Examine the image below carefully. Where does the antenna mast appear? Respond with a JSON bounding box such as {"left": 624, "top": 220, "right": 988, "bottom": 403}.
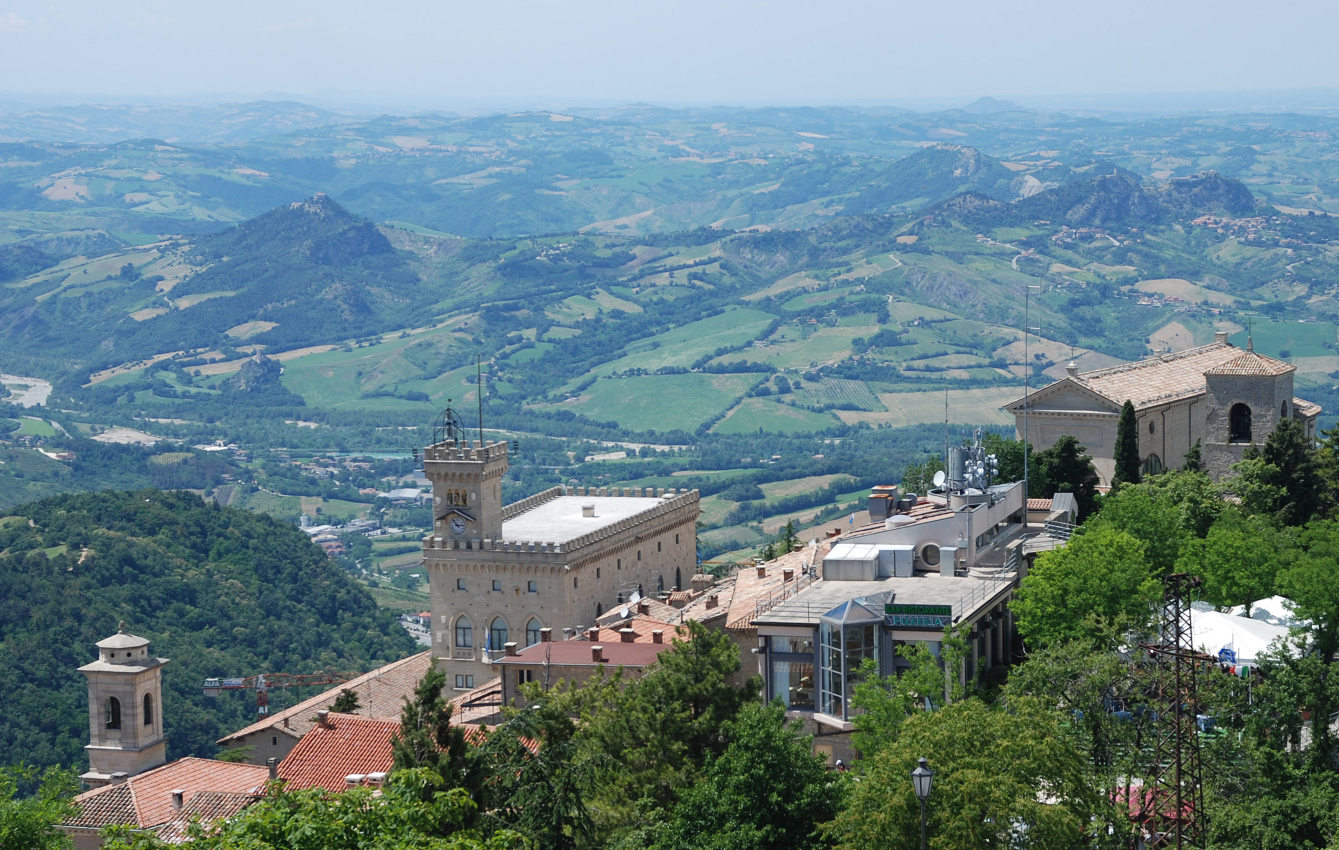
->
{"left": 476, "top": 354, "right": 485, "bottom": 445}
{"left": 1138, "top": 573, "right": 1212, "bottom": 848}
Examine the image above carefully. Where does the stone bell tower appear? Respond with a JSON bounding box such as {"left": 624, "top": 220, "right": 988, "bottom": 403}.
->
{"left": 422, "top": 405, "right": 509, "bottom": 542}
{"left": 78, "top": 623, "right": 168, "bottom": 788}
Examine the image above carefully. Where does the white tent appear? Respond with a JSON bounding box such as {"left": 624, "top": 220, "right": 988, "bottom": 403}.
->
{"left": 1189, "top": 605, "right": 1291, "bottom": 666}
{"left": 1227, "top": 595, "right": 1303, "bottom": 630}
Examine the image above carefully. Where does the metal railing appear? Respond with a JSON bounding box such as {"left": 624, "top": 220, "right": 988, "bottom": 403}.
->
{"left": 953, "top": 546, "right": 1021, "bottom": 621}
{"left": 1044, "top": 518, "right": 1075, "bottom": 540}
{"left": 754, "top": 570, "right": 816, "bottom": 619}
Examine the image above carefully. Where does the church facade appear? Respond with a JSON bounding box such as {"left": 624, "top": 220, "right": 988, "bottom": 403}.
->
{"left": 1005, "top": 332, "right": 1320, "bottom": 485}
{"left": 419, "top": 434, "right": 700, "bottom": 689}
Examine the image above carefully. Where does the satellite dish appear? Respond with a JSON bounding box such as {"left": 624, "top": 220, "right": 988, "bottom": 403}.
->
{"left": 620, "top": 607, "right": 630, "bottom": 619}
{"left": 628, "top": 590, "right": 642, "bottom": 604}
{"left": 932, "top": 470, "right": 946, "bottom": 488}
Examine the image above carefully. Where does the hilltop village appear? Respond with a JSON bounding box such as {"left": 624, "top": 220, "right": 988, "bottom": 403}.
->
{"left": 33, "top": 334, "right": 1339, "bottom": 848}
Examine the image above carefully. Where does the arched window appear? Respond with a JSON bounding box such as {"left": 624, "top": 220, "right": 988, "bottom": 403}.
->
{"left": 489, "top": 617, "right": 508, "bottom": 652}
{"left": 105, "top": 696, "right": 121, "bottom": 730}
{"left": 1229, "top": 403, "right": 1252, "bottom": 443}
{"left": 525, "top": 618, "right": 542, "bottom": 647}
{"left": 595, "top": 601, "right": 604, "bottom": 617}
{"left": 1282, "top": 401, "right": 1290, "bottom": 418}
{"left": 143, "top": 693, "right": 153, "bottom": 726}
{"left": 1142, "top": 453, "right": 1164, "bottom": 476}
{"left": 454, "top": 615, "right": 473, "bottom": 649}
{"left": 656, "top": 575, "right": 665, "bottom": 593}
{"left": 675, "top": 567, "right": 682, "bottom": 591}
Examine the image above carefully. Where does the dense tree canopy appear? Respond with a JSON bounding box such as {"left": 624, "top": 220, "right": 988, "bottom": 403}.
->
{"left": 0, "top": 489, "right": 414, "bottom": 769}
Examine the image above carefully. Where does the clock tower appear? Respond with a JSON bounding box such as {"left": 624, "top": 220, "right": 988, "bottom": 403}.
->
{"left": 422, "top": 408, "right": 508, "bottom": 541}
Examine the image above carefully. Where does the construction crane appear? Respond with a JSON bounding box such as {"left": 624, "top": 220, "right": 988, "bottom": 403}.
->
{"left": 203, "top": 672, "right": 357, "bottom": 718}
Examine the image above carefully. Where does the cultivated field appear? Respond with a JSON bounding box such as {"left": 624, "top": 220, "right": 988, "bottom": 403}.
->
{"left": 836, "top": 387, "right": 1020, "bottom": 428}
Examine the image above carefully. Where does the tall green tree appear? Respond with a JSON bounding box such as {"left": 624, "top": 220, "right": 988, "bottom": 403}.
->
{"left": 1012, "top": 525, "right": 1160, "bottom": 649}
{"left": 654, "top": 702, "right": 842, "bottom": 850}
{"left": 825, "top": 698, "right": 1100, "bottom": 850}
{"left": 0, "top": 765, "right": 77, "bottom": 850}
{"left": 1176, "top": 508, "right": 1293, "bottom": 612}
{"left": 1032, "top": 435, "right": 1100, "bottom": 519}
{"left": 572, "top": 621, "right": 757, "bottom": 845}
{"left": 1231, "top": 419, "right": 1321, "bottom": 526}
{"left": 391, "top": 666, "right": 481, "bottom": 806}
{"left": 1111, "top": 400, "right": 1141, "bottom": 488}
{"left": 1084, "top": 481, "right": 1191, "bottom": 575}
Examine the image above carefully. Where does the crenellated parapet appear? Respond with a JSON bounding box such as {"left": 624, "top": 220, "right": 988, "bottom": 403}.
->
{"left": 562, "top": 489, "right": 699, "bottom": 553}
{"left": 500, "top": 486, "right": 564, "bottom": 521}
{"left": 423, "top": 439, "right": 509, "bottom": 464}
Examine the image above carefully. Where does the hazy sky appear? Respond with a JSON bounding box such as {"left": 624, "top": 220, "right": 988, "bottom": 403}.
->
{"left": 2, "top": 0, "right": 1337, "bottom": 109}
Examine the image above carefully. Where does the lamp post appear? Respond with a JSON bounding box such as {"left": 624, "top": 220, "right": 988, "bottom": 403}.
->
{"left": 911, "top": 757, "right": 934, "bottom": 850}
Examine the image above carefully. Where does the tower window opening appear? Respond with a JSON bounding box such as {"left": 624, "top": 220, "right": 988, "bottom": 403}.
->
{"left": 1229, "top": 403, "right": 1252, "bottom": 443}
{"left": 105, "top": 696, "right": 121, "bottom": 730}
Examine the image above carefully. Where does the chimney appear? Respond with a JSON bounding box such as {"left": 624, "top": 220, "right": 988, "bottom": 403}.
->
{"left": 505, "top": 641, "right": 518, "bottom": 657}
{"left": 366, "top": 772, "right": 387, "bottom": 786}
{"left": 756, "top": 565, "right": 766, "bottom": 579}
{"left": 651, "top": 629, "right": 663, "bottom": 644}
{"left": 582, "top": 504, "right": 595, "bottom": 518}
{"left": 345, "top": 774, "right": 365, "bottom": 787}
{"left": 1215, "top": 330, "right": 1229, "bottom": 344}
{"left": 587, "top": 627, "right": 599, "bottom": 642}
{"left": 316, "top": 710, "right": 330, "bottom": 727}
{"left": 619, "top": 628, "right": 635, "bottom": 643}
{"left": 109, "top": 772, "right": 129, "bottom": 785}
{"left": 539, "top": 628, "right": 552, "bottom": 642}
{"left": 170, "top": 790, "right": 185, "bottom": 810}
{"left": 591, "top": 645, "right": 604, "bottom": 663}
{"left": 266, "top": 758, "right": 279, "bottom": 781}
{"left": 638, "top": 599, "right": 650, "bottom": 615}
{"left": 783, "top": 567, "right": 794, "bottom": 582}
{"left": 705, "top": 594, "right": 718, "bottom": 609}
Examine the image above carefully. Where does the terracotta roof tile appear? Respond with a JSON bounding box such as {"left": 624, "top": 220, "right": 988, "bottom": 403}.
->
{"left": 721, "top": 549, "right": 822, "bottom": 632}
{"left": 1294, "top": 397, "right": 1322, "bottom": 418}
{"left": 1078, "top": 342, "right": 1239, "bottom": 409}
{"left": 152, "top": 792, "right": 260, "bottom": 844}
{"left": 494, "top": 639, "right": 667, "bottom": 669}
{"left": 276, "top": 714, "right": 399, "bottom": 791}
{"left": 67, "top": 758, "right": 269, "bottom": 832}
{"left": 1204, "top": 350, "right": 1294, "bottom": 377}
{"left": 219, "top": 651, "right": 435, "bottom": 744}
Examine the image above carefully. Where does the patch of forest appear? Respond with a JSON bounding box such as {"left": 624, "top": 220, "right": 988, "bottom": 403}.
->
{"left": 0, "top": 489, "right": 415, "bottom": 770}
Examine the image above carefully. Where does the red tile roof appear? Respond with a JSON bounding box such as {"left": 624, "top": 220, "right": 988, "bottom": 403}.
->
{"left": 494, "top": 639, "right": 668, "bottom": 669}
{"left": 152, "top": 792, "right": 260, "bottom": 844}
{"left": 1203, "top": 350, "right": 1294, "bottom": 377}
{"left": 276, "top": 713, "right": 399, "bottom": 791}
{"left": 275, "top": 712, "right": 495, "bottom": 792}
{"left": 219, "top": 651, "right": 435, "bottom": 745}
{"left": 66, "top": 758, "right": 268, "bottom": 832}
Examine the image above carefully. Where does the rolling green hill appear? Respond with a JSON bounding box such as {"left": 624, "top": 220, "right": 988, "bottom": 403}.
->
{"left": 0, "top": 489, "right": 415, "bottom": 770}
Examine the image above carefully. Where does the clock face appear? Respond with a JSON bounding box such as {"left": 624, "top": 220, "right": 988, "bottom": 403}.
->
{"left": 450, "top": 517, "right": 466, "bottom": 535}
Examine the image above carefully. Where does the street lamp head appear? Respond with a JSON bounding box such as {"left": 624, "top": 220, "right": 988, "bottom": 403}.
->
{"left": 911, "top": 756, "right": 933, "bottom": 801}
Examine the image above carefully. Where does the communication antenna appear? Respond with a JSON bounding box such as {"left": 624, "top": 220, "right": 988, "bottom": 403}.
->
{"left": 1138, "top": 573, "right": 1213, "bottom": 848}
{"left": 476, "top": 355, "right": 485, "bottom": 445}
{"left": 433, "top": 400, "right": 462, "bottom": 445}
{"left": 1022, "top": 284, "right": 1041, "bottom": 523}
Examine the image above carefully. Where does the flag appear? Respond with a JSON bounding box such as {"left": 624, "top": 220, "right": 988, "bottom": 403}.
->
{"left": 849, "top": 513, "right": 855, "bottom": 526}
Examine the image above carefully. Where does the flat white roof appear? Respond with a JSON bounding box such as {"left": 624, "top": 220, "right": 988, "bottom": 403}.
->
{"left": 502, "top": 495, "right": 667, "bottom": 544}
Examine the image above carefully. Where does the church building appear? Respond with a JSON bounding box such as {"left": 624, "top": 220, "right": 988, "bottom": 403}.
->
{"left": 419, "top": 423, "right": 699, "bottom": 689}
{"left": 77, "top": 624, "right": 169, "bottom": 788}
{"left": 1005, "top": 332, "right": 1320, "bottom": 484}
